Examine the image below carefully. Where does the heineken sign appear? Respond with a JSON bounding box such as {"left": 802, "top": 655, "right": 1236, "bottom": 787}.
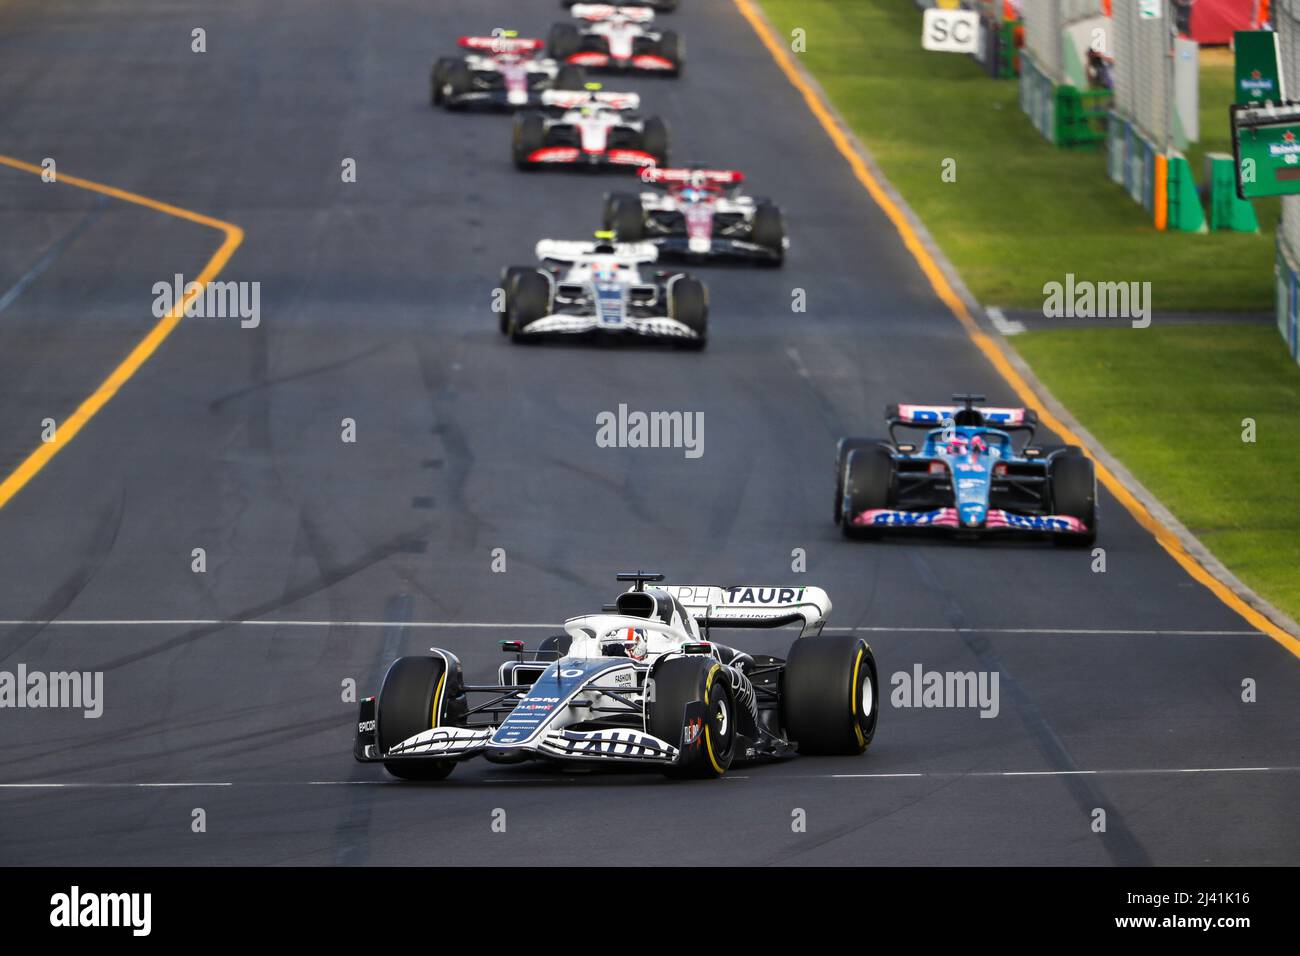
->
{"left": 1232, "top": 103, "right": 1300, "bottom": 199}
{"left": 1235, "top": 31, "right": 1284, "bottom": 105}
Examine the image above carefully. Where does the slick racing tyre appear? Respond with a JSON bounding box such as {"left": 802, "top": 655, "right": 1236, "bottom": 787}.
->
{"left": 657, "top": 30, "right": 683, "bottom": 75}
{"left": 553, "top": 63, "right": 585, "bottom": 92}
{"left": 782, "top": 635, "right": 878, "bottom": 755}
{"left": 842, "top": 446, "right": 894, "bottom": 538}
{"left": 377, "top": 654, "right": 465, "bottom": 780}
{"left": 440, "top": 61, "right": 472, "bottom": 111}
{"left": 548, "top": 22, "right": 582, "bottom": 61}
{"left": 499, "top": 267, "right": 533, "bottom": 334}
{"left": 667, "top": 275, "right": 707, "bottom": 350}
{"left": 507, "top": 270, "right": 551, "bottom": 341}
{"left": 537, "top": 634, "right": 572, "bottom": 660}
{"left": 1050, "top": 454, "right": 1098, "bottom": 548}
{"left": 513, "top": 112, "right": 547, "bottom": 169}
{"left": 606, "top": 194, "right": 645, "bottom": 240}
{"left": 646, "top": 657, "right": 736, "bottom": 778}
{"left": 640, "top": 116, "right": 669, "bottom": 167}
{"left": 431, "top": 57, "right": 455, "bottom": 106}
{"left": 751, "top": 202, "right": 785, "bottom": 266}
{"left": 834, "top": 437, "right": 887, "bottom": 525}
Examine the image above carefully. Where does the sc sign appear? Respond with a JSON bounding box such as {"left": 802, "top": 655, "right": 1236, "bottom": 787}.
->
{"left": 922, "top": 8, "right": 980, "bottom": 54}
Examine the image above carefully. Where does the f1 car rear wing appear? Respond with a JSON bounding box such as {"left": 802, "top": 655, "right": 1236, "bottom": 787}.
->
{"left": 887, "top": 403, "right": 1038, "bottom": 433}
{"left": 640, "top": 167, "right": 744, "bottom": 187}
{"left": 536, "top": 239, "right": 658, "bottom": 263}
{"left": 540, "top": 88, "right": 639, "bottom": 112}
{"left": 616, "top": 573, "right": 831, "bottom": 637}
{"left": 458, "top": 36, "right": 545, "bottom": 54}
{"left": 572, "top": 4, "right": 656, "bottom": 22}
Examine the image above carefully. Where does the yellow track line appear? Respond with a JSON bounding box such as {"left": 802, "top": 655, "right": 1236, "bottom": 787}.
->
{"left": 0, "top": 155, "right": 244, "bottom": 511}
{"left": 732, "top": 0, "right": 1300, "bottom": 659}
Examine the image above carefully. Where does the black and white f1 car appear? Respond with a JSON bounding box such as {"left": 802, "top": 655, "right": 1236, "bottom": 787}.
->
{"left": 604, "top": 167, "right": 787, "bottom": 265}
{"left": 432, "top": 35, "right": 586, "bottom": 111}
{"left": 499, "top": 235, "right": 706, "bottom": 347}
{"left": 354, "top": 573, "right": 879, "bottom": 780}
{"left": 562, "top": 0, "right": 679, "bottom": 10}
{"left": 836, "top": 394, "right": 1098, "bottom": 545}
{"left": 513, "top": 88, "right": 667, "bottom": 171}
{"left": 550, "top": 5, "right": 682, "bottom": 76}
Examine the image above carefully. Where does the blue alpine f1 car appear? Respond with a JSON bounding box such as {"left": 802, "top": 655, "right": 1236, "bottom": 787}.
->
{"left": 834, "top": 394, "right": 1097, "bottom": 546}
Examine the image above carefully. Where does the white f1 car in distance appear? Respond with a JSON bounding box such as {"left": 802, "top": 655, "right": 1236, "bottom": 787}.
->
{"left": 605, "top": 167, "right": 787, "bottom": 265}
{"left": 550, "top": 5, "right": 683, "bottom": 75}
{"left": 513, "top": 87, "right": 668, "bottom": 170}
{"left": 432, "top": 35, "right": 585, "bottom": 110}
{"left": 562, "top": 0, "right": 679, "bottom": 10}
{"left": 499, "top": 235, "right": 707, "bottom": 347}
{"left": 354, "top": 572, "right": 879, "bottom": 780}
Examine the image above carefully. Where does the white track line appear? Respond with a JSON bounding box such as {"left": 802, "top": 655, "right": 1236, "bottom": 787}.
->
{"left": 1, "top": 767, "right": 1292, "bottom": 789}
{"left": 985, "top": 306, "right": 1027, "bottom": 336}
{"left": 0, "top": 619, "right": 1260, "bottom": 636}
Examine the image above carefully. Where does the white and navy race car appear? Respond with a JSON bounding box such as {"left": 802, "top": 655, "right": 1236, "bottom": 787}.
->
{"left": 354, "top": 573, "right": 879, "bottom": 780}
{"left": 605, "top": 167, "right": 787, "bottom": 265}
{"left": 432, "top": 35, "right": 585, "bottom": 110}
{"left": 550, "top": 5, "right": 682, "bottom": 76}
{"left": 562, "top": 0, "right": 679, "bottom": 10}
{"left": 498, "top": 235, "right": 706, "bottom": 347}
{"left": 513, "top": 87, "right": 667, "bottom": 171}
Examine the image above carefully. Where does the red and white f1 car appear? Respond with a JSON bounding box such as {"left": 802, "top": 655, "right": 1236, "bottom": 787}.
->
{"left": 549, "top": 5, "right": 682, "bottom": 76}
{"left": 604, "top": 167, "right": 787, "bottom": 265}
{"left": 432, "top": 35, "right": 585, "bottom": 110}
{"left": 512, "top": 88, "right": 668, "bottom": 171}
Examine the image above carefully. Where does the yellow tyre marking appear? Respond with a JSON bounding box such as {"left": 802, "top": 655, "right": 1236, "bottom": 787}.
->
{"left": 731, "top": 1, "right": 1300, "bottom": 660}
{"left": 430, "top": 668, "right": 447, "bottom": 729}
{"left": 851, "top": 647, "right": 866, "bottom": 749}
{"left": 0, "top": 155, "right": 245, "bottom": 512}
{"left": 703, "top": 664, "right": 727, "bottom": 775}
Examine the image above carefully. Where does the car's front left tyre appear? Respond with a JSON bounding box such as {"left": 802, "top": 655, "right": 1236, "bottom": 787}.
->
{"left": 377, "top": 655, "right": 462, "bottom": 780}
{"left": 646, "top": 657, "right": 735, "bottom": 778}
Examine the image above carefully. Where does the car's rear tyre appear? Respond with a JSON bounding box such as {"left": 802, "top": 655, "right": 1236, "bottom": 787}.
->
{"left": 658, "top": 30, "right": 683, "bottom": 74}
{"left": 640, "top": 116, "right": 669, "bottom": 166}
{"left": 646, "top": 657, "right": 735, "bottom": 778}
{"left": 377, "top": 655, "right": 462, "bottom": 780}
{"left": 782, "top": 636, "right": 878, "bottom": 755}
{"left": 751, "top": 202, "right": 785, "bottom": 265}
{"left": 513, "top": 112, "right": 547, "bottom": 169}
{"left": 440, "top": 61, "right": 472, "bottom": 111}
{"left": 668, "top": 275, "right": 707, "bottom": 349}
{"left": 608, "top": 195, "right": 646, "bottom": 240}
{"left": 835, "top": 437, "right": 887, "bottom": 524}
{"left": 553, "top": 63, "right": 585, "bottom": 91}
{"left": 507, "top": 270, "right": 551, "bottom": 341}
{"left": 842, "top": 446, "right": 894, "bottom": 538}
{"left": 548, "top": 22, "right": 581, "bottom": 61}
{"left": 603, "top": 191, "right": 640, "bottom": 230}
{"left": 1050, "top": 454, "right": 1097, "bottom": 547}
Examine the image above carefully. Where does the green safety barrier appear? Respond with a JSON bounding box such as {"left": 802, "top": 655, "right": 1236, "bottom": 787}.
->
{"left": 1054, "top": 85, "right": 1110, "bottom": 147}
{"left": 1204, "top": 152, "right": 1259, "bottom": 232}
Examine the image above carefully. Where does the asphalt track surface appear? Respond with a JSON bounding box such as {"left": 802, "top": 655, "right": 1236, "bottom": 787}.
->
{"left": 0, "top": 0, "right": 1296, "bottom": 866}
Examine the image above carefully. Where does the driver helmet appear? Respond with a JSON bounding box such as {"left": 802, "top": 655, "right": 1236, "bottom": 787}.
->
{"left": 600, "top": 626, "right": 649, "bottom": 661}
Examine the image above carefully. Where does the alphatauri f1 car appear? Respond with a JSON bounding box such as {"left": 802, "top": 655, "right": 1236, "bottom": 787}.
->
{"left": 562, "top": 0, "right": 678, "bottom": 10}
{"left": 499, "top": 235, "right": 706, "bottom": 347}
{"left": 513, "top": 87, "right": 667, "bottom": 170}
{"left": 550, "top": 5, "right": 682, "bottom": 75}
{"left": 835, "top": 394, "right": 1098, "bottom": 545}
{"left": 432, "top": 34, "right": 585, "bottom": 111}
{"left": 354, "top": 572, "right": 879, "bottom": 780}
{"left": 604, "top": 167, "right": 787, "bottom": 265}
